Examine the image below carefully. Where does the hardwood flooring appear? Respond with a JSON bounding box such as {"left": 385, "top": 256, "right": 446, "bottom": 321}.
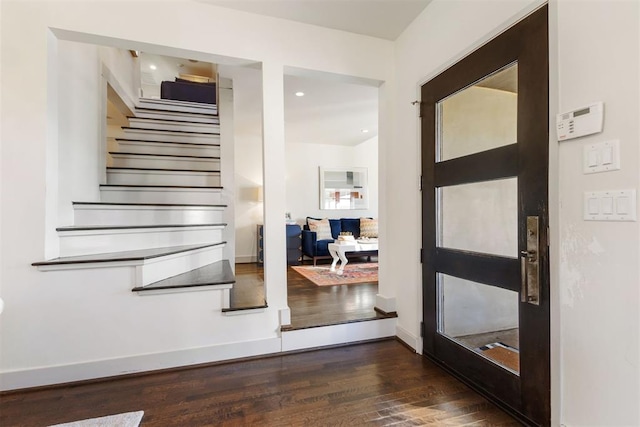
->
{"left": 0, "top": 340, "right": 519, "bottom": 426}
{"left": 229, "top": 263, "right": 266, "bottom": 309}
{"left": 232, "top": 260, "right": 390, "bottom": 329}
{"left": 286, "top": 258, "right": 391, "bottom": 329}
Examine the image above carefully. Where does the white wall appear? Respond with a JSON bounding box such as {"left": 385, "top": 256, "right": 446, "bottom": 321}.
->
{"left": 0, "top": 0, "right": 393, "bottom": 389}
{"left": 555, "top": 1, "right": 639, "bottom": 425}
{"left": 57, "top": 41, "right": 140, "bottom": 229}
{"left": 392, "top": 0, "right": 639, "bottom": 425}
{"left": 285, "top": 137, "right": 378, "bottom": 224}
{"left": 57, "top": 41, "right": 102, "bottom": 227}
{"left": 223, "top": 66, "right": 264, "bottom": 263}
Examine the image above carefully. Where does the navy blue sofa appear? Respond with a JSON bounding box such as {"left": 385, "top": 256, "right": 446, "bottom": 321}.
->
{"left": 160, "top": 79, "right": 216, "bottom": 105}
{"left": 301, "top": 217, "right": 377, "bottom": 265}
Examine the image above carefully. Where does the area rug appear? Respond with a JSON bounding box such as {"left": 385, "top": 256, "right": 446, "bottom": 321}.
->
{"left": 48, "top": 411, "right": 144, "bottom": 427}
{"left": 292, "top": 263, "right": 378, "bottom": 286}
{"left": 477, "top": 342, "right": 520, "bottom": 372}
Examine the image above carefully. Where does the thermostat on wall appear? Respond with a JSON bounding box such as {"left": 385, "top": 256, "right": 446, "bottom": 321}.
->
{"left": 556, "top": 102, "right": 604, "bottom": 142}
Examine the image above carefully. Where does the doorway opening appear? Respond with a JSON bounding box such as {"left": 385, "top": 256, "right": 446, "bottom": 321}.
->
{"left": 282, "top": 70, "right": 385, "bottom": 329}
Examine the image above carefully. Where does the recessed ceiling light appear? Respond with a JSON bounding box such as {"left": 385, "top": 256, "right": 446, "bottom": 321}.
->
{"left": 361, "top": 129, "right": 369, "bottom": 133}
{"left": 149, "top": 64, "right": 157, "bottom": 70}
{"left": 295, "top": 92, "right": 305, "bottom": 97}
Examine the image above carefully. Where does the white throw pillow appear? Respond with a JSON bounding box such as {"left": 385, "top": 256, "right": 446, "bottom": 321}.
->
{"left": 308, "top": 218, "right": 333, "bottom": 240}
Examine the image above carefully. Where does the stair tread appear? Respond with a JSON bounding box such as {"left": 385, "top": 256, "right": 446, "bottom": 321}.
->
{"left": 115, "top": 138, "right": 220, "bottom": 148}
{"left": 135, "top": 107, "right": 218, "bottom": 118}
{"left": 72, "top": 201, "right": 227, "bottom": 208}
{"left": 100, "top": 184, "right": 223, "bottom": 189}
{"left": 107, "top": 167, "right": 221, "bottom": 173}
{"left": 128, "top": 116, "right": 220, "bottom": 125}
{"left": 109, "top": 151, "right": 220, "bottom": 160}
{"left": 32, "top": 242, "right": 226, "bottom": 266}
{"left": 57, "top": 223, "right": 226, "bottom": 232}
{"left": 132, "top": 260, "right": 234, "bottom": 292}
{"left": 123, "top": 127, "right": 219, "bottom": 136}
{"left": 139, "top": 97, "right": 217, "bottom": 109}
{"left": 222, "top": 302, "right": 268, "bottom": 312}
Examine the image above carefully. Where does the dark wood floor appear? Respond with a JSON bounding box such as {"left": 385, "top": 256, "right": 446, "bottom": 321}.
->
{"left": 233, "top": 260, "right": 389, "bottom": 329}
{"left": 286, "top": 257, "right": 392, "bottom": 329}
{"left": 0, "top": 340, "right": 519, "bottom": 426}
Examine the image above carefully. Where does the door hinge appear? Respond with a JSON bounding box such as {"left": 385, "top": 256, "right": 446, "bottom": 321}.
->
{"left": 419, "top": 175, "right": 423, "bottom": 191}
{"left": 420, "top": 321, "right": 425, "bottom": 338}
{"left": 420, "top": 248, "right": 424, "bottom": 263}
{"left": 419, "top": 102, "right": 425, "bottom": 118}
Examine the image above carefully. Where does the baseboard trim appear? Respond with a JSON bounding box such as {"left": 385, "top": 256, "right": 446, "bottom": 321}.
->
{"left": 0, "top": 337, "right": 281, "bottom": 392}
{"left": 396, "top": 324, "right": 421, "bottom": 354}
{"left": 235, "top": 255, "right": 257, "bottom": 264}
{"left": 375, "top": 293, "right": 396, "bottom": 313}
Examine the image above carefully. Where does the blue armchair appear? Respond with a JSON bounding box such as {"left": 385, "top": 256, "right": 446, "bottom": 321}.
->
{"left": 301, "top": 217, "right": 377, "bottom": 265}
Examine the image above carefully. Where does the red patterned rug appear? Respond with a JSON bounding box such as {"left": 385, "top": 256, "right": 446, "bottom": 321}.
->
{"left": 291, "top": 263, "right": 378, "bottom": 286}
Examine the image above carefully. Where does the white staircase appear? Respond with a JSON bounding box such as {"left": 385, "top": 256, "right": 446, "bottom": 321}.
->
{"left": 34, "top": 98, "right": 234, "bottom": 297}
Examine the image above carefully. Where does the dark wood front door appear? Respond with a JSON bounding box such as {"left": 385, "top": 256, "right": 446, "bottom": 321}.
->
{"left": 421, "top": 6, "right": 549, "bottom": 425}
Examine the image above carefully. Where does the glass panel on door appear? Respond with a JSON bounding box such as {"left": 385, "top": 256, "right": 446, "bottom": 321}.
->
{"left": 438, "top": 273, "right": 520, "bottom": 374}
{"left": 438, "top": 177, "right": 518, "bottom": 258}
{"left": 438, "top": 63, "right": 518, "bottom": 162}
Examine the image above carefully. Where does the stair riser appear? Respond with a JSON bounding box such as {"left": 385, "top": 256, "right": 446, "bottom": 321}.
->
{"left": 122, "top": 129, "right": 220, "bottom": 145}
{"left": 100, "top": 188, "right": 223, "bottom": 204}
{"left": 74, "top": 206, "right": 225, "bottom": 226}
{"left": 128, "top": 118, "right": 220, "bottom": 133}
{"left": 116, "top": 141, "right": 220, "bottom": 157}
{"left": 107, "top": 170, "right": 221, "bottom": 187}
{"left": 138, "top": 244, "right": 225, "bottom": 286}
{"left": 110, "top": 155, "right": 220, "bottom": 171}
{"left": 135, "top": 110, "right": 219, "bottom": 125}
{"left": 138, "top": 100, "right": 217, "bottom": 115}
{"left": 59, "top": 227, "right": 224, "bottom": 257}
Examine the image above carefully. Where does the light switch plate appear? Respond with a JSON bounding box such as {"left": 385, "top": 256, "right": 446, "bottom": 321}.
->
{"left": 583, "top": 140, "right": 620, "bottom": 174}
{"left": 584, "top": 189, "right": 636, "bottom": 221}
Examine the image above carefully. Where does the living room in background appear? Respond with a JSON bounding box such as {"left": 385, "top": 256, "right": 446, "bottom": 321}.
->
{"left": 283, "top": 68, "right": 382, "bottom": 329}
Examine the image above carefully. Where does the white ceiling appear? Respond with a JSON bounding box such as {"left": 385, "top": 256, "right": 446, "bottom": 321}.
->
{"left": 196, "top": 0, "right": 432, "bottom": 40}
{"left": 284, "top": 74, "right": 378, "bottom": 146}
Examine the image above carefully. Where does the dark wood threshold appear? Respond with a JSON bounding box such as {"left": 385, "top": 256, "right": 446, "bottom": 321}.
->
{"left": 56, "top": 223, "right": 226, "bottom": 232}
{"left": 122, "top": 126, "right": 219, "bottom": 136}
{"left": 72, "top": 201, "right": 227, "bottom": 208}
{"left": 108, "top": 151, "right": 220, "bottom": 160}
{"left": 107, "top": 167, "right": 221, "bottom": 174}
{"left": 128, "top": 116, "right": 220, "bottom": 125}
{"left": 135, "top": 107, "right": 218, "bottom": 118}
{"left": 222, "top": 302, "right": 268, "bottom": 313}
{"left": 280, "top": 313, "right": 396, "bottom": 332}
{"left": 115, "top": 138, "right": 220, "bottom": 147}
{"left": 132, "top": 260, "right": 234, "bottom": 292}
{"left": 32, "top": 242, "right": 226, "bottom": 267}
{"left": 374, "top": 306, "right": 398, "bottom": 317}
{"left": 100, "top": 184, "right": 223, "bottom": 190}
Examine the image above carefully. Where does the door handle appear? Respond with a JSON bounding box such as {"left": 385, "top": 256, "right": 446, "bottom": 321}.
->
{"left": 520, "top": 216, "right": 540, "bottom": 305}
